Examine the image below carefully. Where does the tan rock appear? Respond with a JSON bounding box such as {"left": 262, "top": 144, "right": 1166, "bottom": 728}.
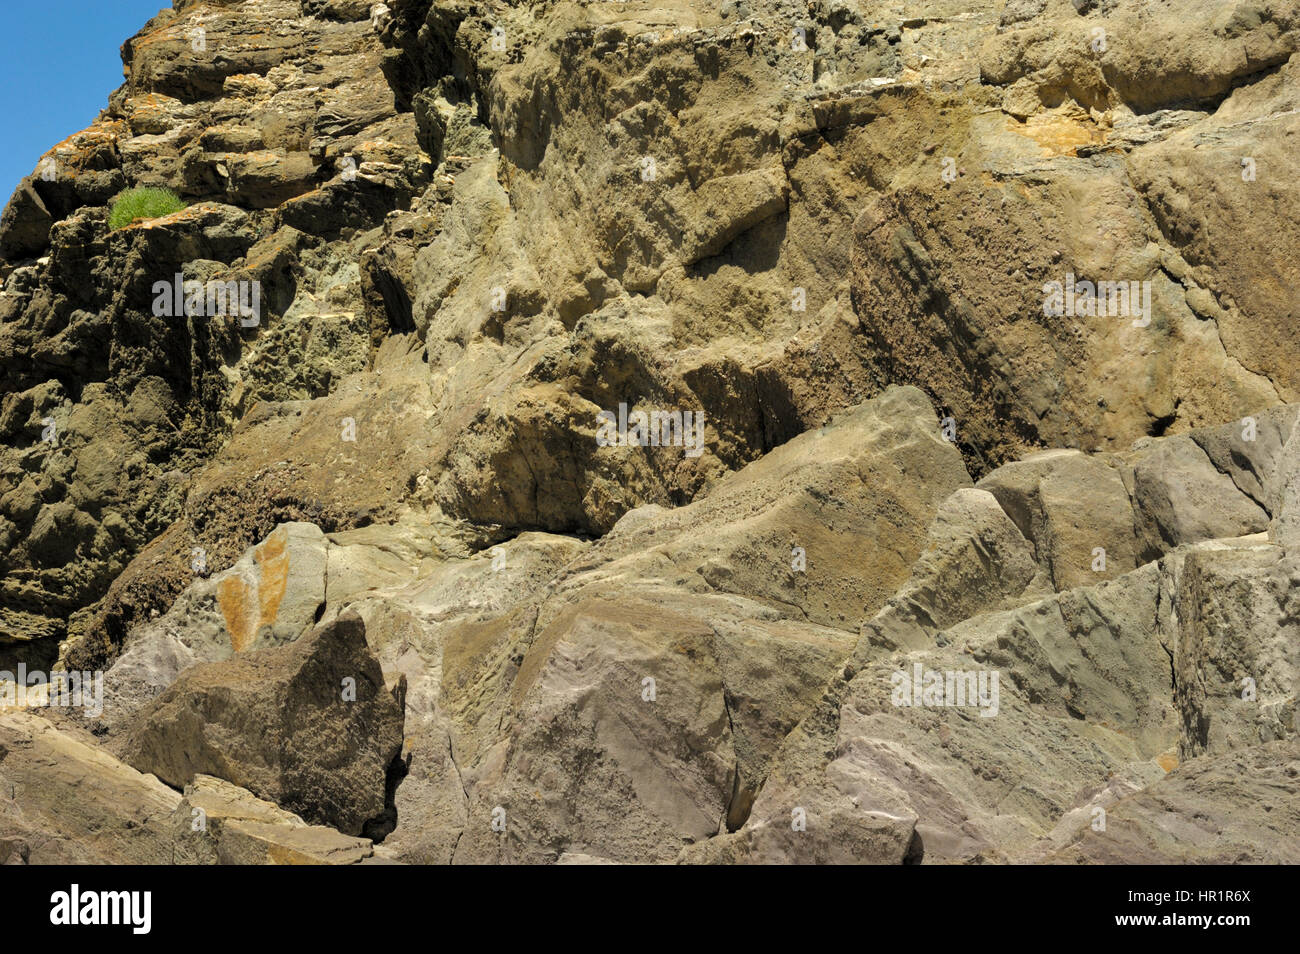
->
{"left": 977, "top": 449, "right": 1139, "bottom": 588}
{"left": 173, "top": 775, "right": 374, "bottom": 865}
{"left": 0, "top": 711, "right": 179, "bottom": 864}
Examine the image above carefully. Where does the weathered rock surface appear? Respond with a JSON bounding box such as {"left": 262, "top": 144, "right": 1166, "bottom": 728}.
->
{"left": 0, "top": 709, "right": 378, "bottom": 865}
{"left": 173, "top": 774, "right": 375, "bottom": 865}
{"left": 862, "top": 486, "right": 1043, "bottom": 653}
{"left": 1, "top": 0, "right": 1298, "bottom": 865}
{"left": 118, "top": 613, "right": 404, "bottom": 837}
{"left": 1046, "top": 740, "right": 1300, "bottom": 865}
{"left": 0, "top": 710, "right": 179, "bottom": 864}
{"left": 1173, "top": 543, "right": 1299, "bottom": 759}
{"left": 98, "top": 520, "right": 337, "bottom": 727}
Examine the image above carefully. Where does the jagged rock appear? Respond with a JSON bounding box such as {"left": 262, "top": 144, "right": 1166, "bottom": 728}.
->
{"left": 861, "top": 487, "right": 1042, "bottom": 652}
{"left": 1124, "top": 435, "right": 1269, "bottom": 558}
{"left": 3, "top": 0, "right": 1300, "bottom": 867}
{"left": 976, "top": 449, "right": 1139, "bottom": 588}
{"left": 0, "top": 179, "right": 53, "bottom": 260}
{"left": 1190, "top": 405, "right": 1300, "bottom": 516}
{"left": 1046, "top": 740, "right": 1300, "bottom": 864}
{"left": 173, "top": 775, "right": 374, "bottom": 865}
{"left": 359, "top": 387, "right": 964, "bottom": 863}
{"left": 278, "top": 164, "right": 416, "bottom": 235}
{"left": 1173, "top": 543, "right": 1299, "bottom": 759}
{"left": 118, "top": 612, "right": 404, "bottom": 836}
{"left": 123, "top": 4, "right": 310, "bottom": 101}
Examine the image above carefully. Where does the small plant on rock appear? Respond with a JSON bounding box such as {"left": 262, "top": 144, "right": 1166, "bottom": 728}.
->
{"left": 107, "top": 186, "right": 187, "bottom": 230}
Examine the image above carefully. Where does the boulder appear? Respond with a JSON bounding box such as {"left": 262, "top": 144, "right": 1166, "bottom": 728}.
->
{"left": 119, "top": 612, "right": 404, "bottom": 836}
{"left": 97, "top": 521, "right": 329, "bottom": 728}
{"left": 977, "top": 450, "right": 1139, "bottom": 588}
{"left": 861, "top": 486, "right": 1041, "bottom": 651}
{"left": 1123, "top": 435, "right": 1269, "bottom": 558}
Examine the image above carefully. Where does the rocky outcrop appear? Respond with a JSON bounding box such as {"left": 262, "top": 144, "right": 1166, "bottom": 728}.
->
{"left": 0, "top": 710, "right": 380, "bottom": 865}
{"left": 0, "top": 0, "right": 1297, "bottom": 865}
{"left": 1045, "top": 740, "right": 1300, "bottom": 865}
{"left": 172, "top": 775, "right": 376, "bottom": 865}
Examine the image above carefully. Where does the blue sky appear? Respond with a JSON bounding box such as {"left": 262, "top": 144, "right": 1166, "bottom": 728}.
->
{"left": 0, "top": 1, "right": 166, "bottom": 204}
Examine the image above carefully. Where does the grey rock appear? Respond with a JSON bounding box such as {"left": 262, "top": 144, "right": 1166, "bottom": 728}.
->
{"left": 1124, "top": 435, "right": 1269, "bottom": 559}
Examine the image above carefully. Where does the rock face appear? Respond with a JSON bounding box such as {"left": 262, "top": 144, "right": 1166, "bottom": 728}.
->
{"left": 0, "top": 0, "right": 1297, "bottom": 865}
{"left": 1046, "top": 740, "right": 1300, "bottom": 865}
{"left": 0, "top": 710, "right": 380, "bottom": 865}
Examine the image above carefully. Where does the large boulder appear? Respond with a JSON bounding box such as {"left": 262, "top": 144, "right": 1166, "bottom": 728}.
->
{"left": 97, "top": 521, "right": 330, "bottom": 728}
{"left": 118, "top": 612, "right": 404, "bottom": 836}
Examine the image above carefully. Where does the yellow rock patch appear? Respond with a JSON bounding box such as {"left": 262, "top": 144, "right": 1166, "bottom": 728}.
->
{"left": 1008, "top": 113, "right": 1107, "bottom": 157}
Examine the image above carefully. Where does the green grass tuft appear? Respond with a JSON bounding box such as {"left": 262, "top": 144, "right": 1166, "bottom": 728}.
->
{"left": 107, "top": 187, "right": 187, "bottom": 230}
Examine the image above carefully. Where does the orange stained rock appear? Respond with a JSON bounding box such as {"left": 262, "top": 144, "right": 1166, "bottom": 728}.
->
{"left": 128, "top": 204, "right": 211, "bottom": 230}
{"left": 128, "top": 22, "right": 192, "bottom": 54}
{"left": 44, "top": 123, "right": 124, "bottom": 165}
{"left": 216, "top": 527, "right": 291, "bottom": 652}
{"left": 1008, "top": 113, "right": 1107, "bottom": 157}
